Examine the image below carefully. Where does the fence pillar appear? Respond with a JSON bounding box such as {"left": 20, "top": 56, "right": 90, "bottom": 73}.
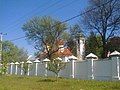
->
{"left": 43, "top": 58, "right": 50, "bottom": 77}
{"left": 87, "top": 59, "right": 94, "bottom": 79}
{"left": 20, "top": 62, "right": 24, "bottom": 75}
{"left": 45, "top": 62, "right": 48, "bottom": 76}
{"left": 110, "top": 51, "right": 120, "bottom": 80}
{"left": 10, "top": 62, "right": 14, "bottom": 75}
{"left": 71, "top": 59, "right": 75, "bottom": 78}
{"left": 34, "top": 59, "right": 40, "bottom": 76}
{"left": 86, "top": 53, "right": 98, "bottom": 80}
{"left": 68, "top": 55, "right": 78, "bottom": 78}
{"left": 0, "top": 63, "right": 3, "bottom": 74}
{"left": 26, "top": 60, "right": 32, "bottom": 76}
{"left": 15, "top": 62, "right": 19, "bottom": 75}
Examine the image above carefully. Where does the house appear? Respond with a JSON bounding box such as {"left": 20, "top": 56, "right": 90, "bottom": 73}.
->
{"left": 37, "top": 39, "right": 75, "bottom": 62}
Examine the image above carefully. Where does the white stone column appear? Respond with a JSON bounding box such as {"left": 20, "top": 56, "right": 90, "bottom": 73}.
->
{"left": 26, "top": 60, "right": 32, "bottom": 76}
{"left": 20, "top": 62, "right": 24, "bottom": 75}
{"left": 28, "top": 64, "right": 30, "bottom": 76}
{"left": 43, "top": 58, "right": 50, "bottom": 77}
{"left": 110, "top": 51, "right": 120, "bottom": 80}
{"left": 45, "top": 62, "right": 48, "bottom": 76}
{"left": 71, "top": 59, "right": 75, "bottom": 78}
{"left": 15, "top": 62, "right": 19, "bottom": 75}
{"left": 68, "top": 55, "right": 78, "bottom": 78}
{"left": 34, "top": 59, "right": 40, "bottom": 76}
{"left": 91, "top": 59, "right": 94, "bottom": 79}
{"left": 116, "top": 57, "right": 120, "bottom": 80}
{"left": 86, "top": 53, "right": 98, "bottom": 80}
{"left": 10, "top": 62, "right": 14, "bottom": 75}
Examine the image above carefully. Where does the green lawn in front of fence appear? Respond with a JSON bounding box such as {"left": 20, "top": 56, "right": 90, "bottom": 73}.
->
{"left": 0, "top": 76, "right": 120, "bottom": 90}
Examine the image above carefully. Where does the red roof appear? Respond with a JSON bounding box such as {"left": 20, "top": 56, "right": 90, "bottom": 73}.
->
{"left": 38, "top": 48, "right": 72, "bottom": 59}
{"left": 57, "top": 48, "right": 72, "bottom": 57}
{"left": 37, "top": 39, "right": 72, "bottom": 59}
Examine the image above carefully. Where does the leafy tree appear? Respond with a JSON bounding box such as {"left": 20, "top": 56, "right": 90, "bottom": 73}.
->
{"left": 47, "top": 58, "right": 66, "bottom": 77}
{"left": 1, "top": 41, "right": 28, "bottom": 75}
{"left": 83, "top": 0, "right": 120, "bottom": 58}
{"left": 2, "top": 41, "right": 19, "bottom": 63}
{"left": 2, "top": 41, "right": 28, "bottom": 63}
{"left": 22, "top": 16, "right": 67, "bottom": 60}
{"left": 106, "top": 36, "right": 120, "bottom": 52}
{"left": 18, "top": 48, "right": 28, "bottom": 62}
{"left": 17, "top": 48, "right": 29, "bottom": 75}
{"left": 85, "top": 32, "right": 102, "bottom": 58}
{"left": 66, "top": 39, "right": 76, "bottom": 56}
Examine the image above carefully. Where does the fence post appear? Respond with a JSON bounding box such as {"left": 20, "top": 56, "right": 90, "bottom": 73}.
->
{"left": 34, "top": 59, "right": 40, "bottom": 76}
{"left": 86, "top": 53, "right": 98, "bottom": 80}
{"left": 20, "top": 61, "right": 24, "bottom": 75}
{"left": 43, "top": 58, "right": 50, "bottom": 77}
{"left": 26, "top": 60, "right": 32, "bottom": 76}
{"left": 69, "top": 55, "right": 78, "bottom": 78}
{"left": 71, "top": 59, "right": 75, "bottom": 78}
{"left": 15, "top": 62, "right": 19, "bottom": 75}
{"left": 0, "top": 63, "right": 3, "bottom": 74}
{"left": 10, "top": 62, "right": 14, "bottom": 75}
{"left": 110, "top": 51, "right": 120, "bottom": 80}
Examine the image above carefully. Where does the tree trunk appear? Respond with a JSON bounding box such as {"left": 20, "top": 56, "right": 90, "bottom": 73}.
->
{"left": 101, "top": 37, "right": 107, "bottom": 58}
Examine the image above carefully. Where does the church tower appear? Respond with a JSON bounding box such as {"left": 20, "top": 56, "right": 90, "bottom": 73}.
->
{"left": 75, "top": 33, "right": 85, "bottom": 61}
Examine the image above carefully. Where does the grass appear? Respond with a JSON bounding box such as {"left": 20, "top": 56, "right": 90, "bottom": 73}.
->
{"left": 0, "top": 76, "right": 120, "bottom": 90}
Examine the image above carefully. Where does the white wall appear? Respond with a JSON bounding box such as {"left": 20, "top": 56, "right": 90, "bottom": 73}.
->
{"left": 6, "top": 56, "right": 120, "bottom": 81}
{"left": 94, "top": 60, "right": 112, "bottom": 80}
{"left": 74, "top": 61, "right": 88, "bottom": 79}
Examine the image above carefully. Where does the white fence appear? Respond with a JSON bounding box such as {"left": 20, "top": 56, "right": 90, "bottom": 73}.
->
{"left": 3, "top": 55, "right": 120, "bottom": 81}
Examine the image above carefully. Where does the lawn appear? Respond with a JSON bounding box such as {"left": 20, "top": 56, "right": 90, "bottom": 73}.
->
{"left": 0, "top": 76, "right": 120, "bottom": 90}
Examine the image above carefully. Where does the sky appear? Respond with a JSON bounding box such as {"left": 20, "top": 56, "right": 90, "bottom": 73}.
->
{"left": 0, "top": 0, "right": 88, "bottom": 56}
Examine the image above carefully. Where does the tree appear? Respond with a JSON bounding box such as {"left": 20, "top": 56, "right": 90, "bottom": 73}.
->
{"left": 83, "top": 0, "right": 120, "bottom": 58}
{"left": 20, "top": 62, "right": 33, "bottom": 75}
{"left": 85, "top": 32, "right": 102, "bottom": 57}
{"left": 22, "top": 16, "right": 67, "bottom": 60}
{"left": 2, "top": 41, "right": 20, "bottom": 63}
{"left": 2, "top": 41, "right": 28, "bottom": 63}
{"left": 0, "top": 41, "right": 28, "bottom": 75}
{"left": 47, "top": 58, "right": 66, "bottom": 77}
{"left": 18, "top": 48, "right": 28, "bottom": 62}
{"left": 106, "top": 36, "right": 120, "bottom": 52}
{"left": 66, "top": 24, "right": 83, "bottom": 56}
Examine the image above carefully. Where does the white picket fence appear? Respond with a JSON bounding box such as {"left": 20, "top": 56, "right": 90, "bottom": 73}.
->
{"left": 3, "top": 55, "right": 120, "bottom": 81}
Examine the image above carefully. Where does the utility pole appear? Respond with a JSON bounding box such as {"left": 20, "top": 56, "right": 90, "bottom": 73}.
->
{"left": 0, "top": 33, "right": 7, "bottom": 61}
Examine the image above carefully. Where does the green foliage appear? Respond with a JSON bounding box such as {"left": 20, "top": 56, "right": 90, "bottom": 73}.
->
{"left": 19, "top": 62, "right": 33, "bottom": 75}
{"left": 106, "top": 36, "right": 120, "bottom": 52}
{"left": 66, "top": 38, "right": 76, "bottom": 56}
{"left": 18, "top": 48, "right": 28, "bottom": 62}
{"left": 2, "top": 41, "right": 19, "bottom": 62}
{"left": 83, "top": 0, "right": 120, "bottom": 58}
{"left": 1, "top": 41, "right": 28, "bottom": 75}
{"left": 47, "top": 58, "right": 66, "bottom": 77}
{"left": 22, "top": 16, "right": 67, "bottom": 59}
{"left": 2, "top": 41, "right": 28, "bottom": 63}
{"left": 0, "top": 64, "right": 7, "bottom": 75}
{"left": 85, "top": 33, "right": 120, "bottom": 58}
{"left": 85, "top": 32, "right": 102, "bottom": 58}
